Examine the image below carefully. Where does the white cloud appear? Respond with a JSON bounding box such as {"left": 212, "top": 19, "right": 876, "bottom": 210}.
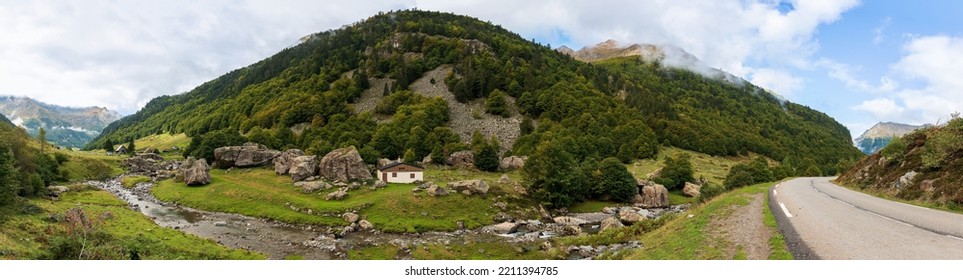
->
{"left": 873, "top": 17, "right": 891, "bottom": 45}
{"left": 0, "top": 0, "right": 860, "bottom": 114}
{"left": 860, "top": 35, "right": 963, "bottom": 124}
{"left": 0, "top": 0, "right": 411, "bottom": 114}
{"left": 852, "top": 98, "right": 904, "bottom": 120}
{"left": 748, "top": 68, "right": 804, "bottom": 97}
{"left": 816, "top": 58, "right": 897, "bottom": 93}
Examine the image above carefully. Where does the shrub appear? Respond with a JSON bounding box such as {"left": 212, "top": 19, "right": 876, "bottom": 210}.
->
{"left": 655, "top": 153, "right": 693, "bottom": 190}
{"left": 598, "top": 157, "right": 638, "bottom": 202}
{"left": 921, "top": 118, "right": 963, "bottom": 170}
{"left": 473, "top": 137, "right": 500, "bottom": 172}
{"left": 524, "top": 141, "right": 589, "bottom": 208}
{"left": 485, "top": 89, "right": 510, "bottom": 117}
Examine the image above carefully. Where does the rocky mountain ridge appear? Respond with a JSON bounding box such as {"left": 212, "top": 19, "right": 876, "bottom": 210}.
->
{"left": 0, "top": 96, "right": 122, "bottom": 148}
{"left": 558, "top": 39, "right": 748, "bottom": 86}
{"left": 854, "top": 121, "right": 926, "bottom": 154}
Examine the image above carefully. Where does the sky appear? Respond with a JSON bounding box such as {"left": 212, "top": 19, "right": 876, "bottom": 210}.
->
{"left": 1, "top": 0, "right": 961, "bottom": 139}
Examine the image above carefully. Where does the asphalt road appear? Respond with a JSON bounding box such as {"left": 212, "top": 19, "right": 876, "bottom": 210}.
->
{"left": 770, "top": 177, "right": 963, "bottom": 259}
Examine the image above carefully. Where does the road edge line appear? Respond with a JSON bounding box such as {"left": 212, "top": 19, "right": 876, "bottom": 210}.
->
{"left": 768, "top": 183, "right": 819, "bottom": 260}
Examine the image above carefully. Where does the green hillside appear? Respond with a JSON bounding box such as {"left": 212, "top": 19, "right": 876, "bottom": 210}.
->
{"left": 87, "top": 10, "right": 859, "bottom": 178}
{"left": 838, "top": 117, "right": 963, "bottom": 210}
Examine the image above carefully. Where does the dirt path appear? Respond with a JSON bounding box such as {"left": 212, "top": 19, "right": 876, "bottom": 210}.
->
{"left": 709, "top": 193, "right": 771, "bottom": 260}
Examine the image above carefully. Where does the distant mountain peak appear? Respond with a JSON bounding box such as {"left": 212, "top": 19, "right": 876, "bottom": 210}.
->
{"left": 0, "top": 96, "right": 121, "bottom": 148}
{"left": 557, "top": 40, "right": 749, "bottom": 86}
{"left": 854, "top": 121, "right": 927, "bottom": 154}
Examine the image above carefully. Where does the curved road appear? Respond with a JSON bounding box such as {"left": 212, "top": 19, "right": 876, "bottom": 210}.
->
{"left": 770, "top": 177, "right": 963, "bottom": 259}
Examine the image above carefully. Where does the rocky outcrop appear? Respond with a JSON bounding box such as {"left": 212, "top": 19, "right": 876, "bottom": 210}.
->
{"left": 445, "top": 150, "right": 474, "bottom": 168}
{"left": 181, "top": 157, "right": 212, "bottom": 186}
{"left": 47, "top": 185, "right": 70, "bottom": 197}
{"left": 499, "top": 174, "right": 511, "bottom": 184}
{"left": 325, "top": 188, "right": 349, "bottom": 201}
{"left": 274, "top": 149, "right": 305, "bottom": 175}
{"left": 600, "top": 216, "right": 624, "bottom": 232}
{"left": 124, "top": 153, "right": 175, "bottom": 175}
{"left": 683, "top": 182, "right": 702, "bottom": 197}
{"left": 895, "top": 171, "right": 918, "bottom": 189}
{"left": 214, "top": 142, "right": 280, "bottom": 169}
{"left": 553, "top": 216, "right": 588, "bottom": 227}
{"left": 492, "top": 222, "right": 520, "bottom": 234}
{"left": 319, "top": 146, "right": 372, "bottom": 182}
{"left": 377, "top": 158, "right": 397, "bottom": 168}
{"left": 636, "top": 180, "right": 669, "bottom": 208}
{"left": 427, "top": 184, "right": 449, "bottom": 196}
{"left": 343, "top": 213, "right": 360, "bottom": 224}
{"left": 448, "top": 179, "right": 489, "bottom": 195}
{"left": 499, "top": 156, "right": 526, "bottom": 170}
{"left": 295, "top": 180, "right": 329, "bottom": 193}
{"left": 358, "top": 220, "right": 374, "bottom": 231}
{"left": 289, "top": 155, "right": 319, "bottom": 182}
{"left": 618, "top": 208, "right": 645, "bottom": 225}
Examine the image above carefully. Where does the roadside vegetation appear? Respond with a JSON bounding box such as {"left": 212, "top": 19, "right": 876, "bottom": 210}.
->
{"left": 837, "top": 117, "right": 963, "bottom": 212}
{"left": 621, "top": 182, "right": 792, "bottom": 260}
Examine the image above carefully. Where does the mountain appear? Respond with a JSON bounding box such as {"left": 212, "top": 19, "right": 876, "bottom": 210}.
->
{"left": 0, "top": 96, "right": 122, "bottom": 148}
{"left": 854, "top": 122, "right": 926, "bottom": 154}
{"left": 558, "top": 40, "right": 749, "bottom": 86}
{"left": 838, "top": 117, "right": 963, "bottom": 206}
{"left": 87, "top": 10, "right": 860, "bottom": 175}
{"left": 0, "top": 113, "right": 10, "bottom": 126}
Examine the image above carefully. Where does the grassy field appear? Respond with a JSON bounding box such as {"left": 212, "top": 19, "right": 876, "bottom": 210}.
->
{"left": 135, "top": 133, "right": 191, "bottom": 152}
{"left": 0, "top": 185, "right": 262, "bottom": 260}
{"left": 628, "top": 146, "right": 751, "bottom": 186}
{"left": 57, "top": 149, "right": 125, "bottom": 182}
{"left": 153, "top": 167, "right": 513, "bottom": 232}
{"left": 621, "top": 181, "right": 792, "bottom": 260}
{"left": 121, "top": 175, "right": 151, "bottom": 189}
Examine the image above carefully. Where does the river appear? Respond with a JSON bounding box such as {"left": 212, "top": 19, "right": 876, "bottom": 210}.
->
{"left": 88, "top": 178, "right": 556, "bottom": 259}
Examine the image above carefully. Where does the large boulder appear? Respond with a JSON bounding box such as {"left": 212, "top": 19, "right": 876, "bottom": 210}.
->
{"left": 553, "top": 216, "right": 588, "bottom": 227}
{"left": 683, "top": 182, "right": 702, "bottom": 197}
{"left": 181, "top": 157, "right": 212, "bottom": 186}
{"left": 377, "top": 158, "right": 396, "bottom": 168}
{"left": 636, "top": 180, "right": 669, "bottom": 208}
{"left": 273, "top": 149, "right": 305, "bottom": 175}
{"left": 294, "top": 180, "right": 329, "bottom": 193}
{"left": 319, "top": 146, "right": 372, "bottom": 182}
{"left": 358, "top": 220, "right": 374, "bottom": 231}
{"left": 343, "top": 213, "right": 360, "bottom": 224}
{"left": 447, "top": 179, "right": 489, "bottom": 195}
{"left": 600, "top": 216, "right": 624, "bottom": 232}
{"left": 618, "top": 209, "right": 645, "bottom": 225}
{"left": 499, "top": 156, "right": 527, "bottom": 171}
{"left": 47, "top": 185, "right": 70, "bottom": 197}
{"left": 427, "top": 185, "right": 449, "bottom": 197}
{"left": 492, "top": 222, "right": 520, "bottom": 234}
{"left": 325, "top": 188, "right": 349, "bottom": 201}
{"left": 124, "top": 153, "right": 168, "bottom": 174}
{"left": 445, "top": 150, "right": 474, "bottom": 168}
{"left": 895, "top": 171, "right": 918, "bottom": 189}
{"left": 214, "top": 142, "right": 280, "bottom": 169}
{"left": 289, "top": 155, "right": 319, "bottom": 182}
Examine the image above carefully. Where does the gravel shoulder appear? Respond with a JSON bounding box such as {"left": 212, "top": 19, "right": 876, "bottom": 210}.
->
{"left": 708, "top": 193, "right": 771, "bottom": 259}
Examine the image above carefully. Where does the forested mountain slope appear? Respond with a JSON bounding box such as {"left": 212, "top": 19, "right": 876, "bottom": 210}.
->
{"left": 87, "top": 10, "right": 859, "bottom": 174}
